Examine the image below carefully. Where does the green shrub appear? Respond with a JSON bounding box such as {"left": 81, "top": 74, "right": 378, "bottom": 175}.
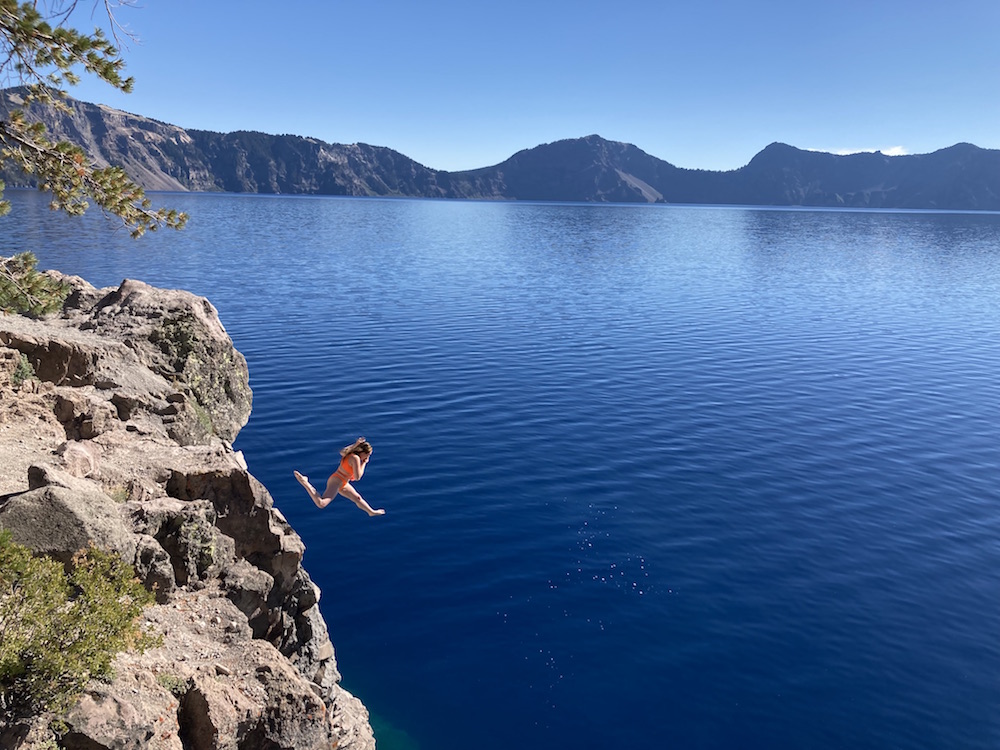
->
{"left": 0, "top": 531, "right": 159, "bottom": 718}
{"left": 155, "top": 672, "right": 189, "bottom": 697}
{"left": 107, "top": 484, "right": 130, "bottom": 504}
{"left": 0, "top": 252, "right": 70, "bottom": 316}
{"left": 11, "top": 353, "right": 36, "bottom": 387}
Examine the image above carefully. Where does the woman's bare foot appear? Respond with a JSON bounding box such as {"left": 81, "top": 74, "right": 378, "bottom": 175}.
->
{"left": 293, "top": 471, "right": 324, "bottom": 508}
{"left": 368, "top": 508, "right": 386, "bottom": 517}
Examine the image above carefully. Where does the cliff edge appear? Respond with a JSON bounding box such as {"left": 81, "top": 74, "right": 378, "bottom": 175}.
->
{"left": 0, "top": 272, "right": 375, "bottom": 750}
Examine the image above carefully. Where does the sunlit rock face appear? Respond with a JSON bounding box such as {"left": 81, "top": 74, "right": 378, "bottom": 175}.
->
{"left": 0, "top": 272, "right": 375, "bottom": 750}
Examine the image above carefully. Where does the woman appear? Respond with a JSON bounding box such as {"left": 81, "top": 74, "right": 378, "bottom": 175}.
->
{"left": 293, "top": 437, "right": 386, "bottom": 516}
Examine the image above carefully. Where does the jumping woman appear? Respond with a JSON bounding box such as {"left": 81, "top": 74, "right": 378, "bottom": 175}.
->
{"left": 293, "top": 437, "right": 386, "bottom": 516}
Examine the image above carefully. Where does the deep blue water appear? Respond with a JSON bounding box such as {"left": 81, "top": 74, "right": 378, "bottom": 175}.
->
{"left": 6, "top": 190, "right": 1000, "bottom": 750}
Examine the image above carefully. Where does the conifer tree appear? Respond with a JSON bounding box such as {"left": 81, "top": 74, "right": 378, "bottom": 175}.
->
{"left": 0, "top": 1, "right": 186, "bottom": 313}
{"left": 0, "top": 531, "right": 158, "bottom": 719}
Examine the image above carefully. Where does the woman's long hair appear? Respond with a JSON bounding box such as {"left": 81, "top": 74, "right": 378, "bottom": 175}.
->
{"left": 340, "top": 438, "right": 372, "bottom": 457}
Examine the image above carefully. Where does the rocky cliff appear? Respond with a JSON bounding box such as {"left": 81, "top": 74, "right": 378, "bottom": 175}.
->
{"left": 0, "top": 273, "right": 375, "bottom": 749}
{"left": 0, "top": 88, "right": 445, "bottom": 197}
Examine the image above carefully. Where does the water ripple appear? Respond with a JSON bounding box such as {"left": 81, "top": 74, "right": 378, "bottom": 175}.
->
{"left": 12, "top": 192, "right": 1000, "bottom": 750}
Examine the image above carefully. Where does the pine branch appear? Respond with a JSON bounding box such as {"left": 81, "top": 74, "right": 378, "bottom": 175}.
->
{"left": 0, "top": 252, "right": 69, "bottom": 315}
{"left": 0, "top": 113, "right": 187, "bottom": 236}
{"left": 0, "top": 2, "right": 185, "bottom": 241}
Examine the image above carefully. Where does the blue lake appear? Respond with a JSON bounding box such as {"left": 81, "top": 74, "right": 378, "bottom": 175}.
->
{"left": 7, "top": 190, "right": 1000, "bottom": 750}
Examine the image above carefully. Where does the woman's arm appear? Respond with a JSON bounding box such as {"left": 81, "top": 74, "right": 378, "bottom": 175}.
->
{"left": 349, "top": 452, "right": 369, "bottom": 480}
{"left": 340, "top": 436, "right": 367, "bottom": 457}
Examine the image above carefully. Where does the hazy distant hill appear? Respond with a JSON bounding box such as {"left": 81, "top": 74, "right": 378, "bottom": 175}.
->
{"left": 3, "top": 89, "right": 999, "bottom": 210}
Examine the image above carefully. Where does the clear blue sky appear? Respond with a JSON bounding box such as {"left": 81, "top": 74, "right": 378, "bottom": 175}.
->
{"left": 63, "top": 0, "right": 1000, "bottom": 173}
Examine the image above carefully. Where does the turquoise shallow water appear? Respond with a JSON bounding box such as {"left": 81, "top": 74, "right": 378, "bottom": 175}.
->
{"left": 10, "top": 191, "right": 1000, "bottom": 750}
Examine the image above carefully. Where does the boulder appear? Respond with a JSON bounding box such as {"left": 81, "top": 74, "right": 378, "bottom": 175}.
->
{"left": 60, "top": 676, "right": 183, "bottom": 750}
{"left": 84, "top": 279, "right": 252, "bottom": 442}
{"left": 235, "top": 648, "right": 333, "bottom": 750}
{"left": 56, "top": 439, "right": 102, "bottom": 478}
{"left": 177, "top": 674, "right": 257, "bottom": 750}
{"left": 133, "top": 533, "right": 177, "bottom": 602}
{"left": 54, "top": 390, "right": 119, "bottom": 439}
{"left": 0, "top": 465, "right": 136, "bottom": 566}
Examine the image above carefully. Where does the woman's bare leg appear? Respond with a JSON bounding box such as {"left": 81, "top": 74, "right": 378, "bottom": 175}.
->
{"left": 293, "top": 471, "right": 334, "bottom": 509}
{"left": 321, "top": 474, "right": 345, "bottom": 501}
{"left": 338, "top": 482, "right": 386, "bottom": 516}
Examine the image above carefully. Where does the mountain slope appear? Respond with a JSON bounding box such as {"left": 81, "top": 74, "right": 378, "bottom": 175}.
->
{"left": 3, "top": 89, "right": 1000, "bottom": 210}
{"left": 0, "top": 89, "right": 447, "bottom": 197}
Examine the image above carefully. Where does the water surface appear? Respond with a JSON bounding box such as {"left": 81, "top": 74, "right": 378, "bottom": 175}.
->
{"left": 9, "top": 191, "right": 1000, "bottom": 750}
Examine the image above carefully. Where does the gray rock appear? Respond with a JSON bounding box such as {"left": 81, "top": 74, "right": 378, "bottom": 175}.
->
{"left": 84, "top": 279, "right": 251, "bottom": 442}
{"left": 56, "top": 439, "right": 102, "bottom": 478}
{"left": 177, "top": 675, "right": 254, "bottom": 750}
{"left": 54, "top": 390, "right": 119, "bottom": 439}
{"left": 133, "top": 533, "right": 177, "bottom": 602}
{"left": 0, "top": 466, "right": 136, "bottom": 566}
{"left": 165, "top": 467, "right": 306, "bottom": 602}
{"left": 220, "top": 558, "right": 276, "bottom": 639}
{"left": 60, "top": 680, "right": 183, "bottom": 750}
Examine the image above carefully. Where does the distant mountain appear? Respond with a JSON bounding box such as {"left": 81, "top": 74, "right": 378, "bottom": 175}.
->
{"left": 3, "top": 89, "right": 1000, "bottom": 210}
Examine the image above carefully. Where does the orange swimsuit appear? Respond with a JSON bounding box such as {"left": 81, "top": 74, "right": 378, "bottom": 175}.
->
{"left": 331, "top": 454, "right": 357, "bottom": 489}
